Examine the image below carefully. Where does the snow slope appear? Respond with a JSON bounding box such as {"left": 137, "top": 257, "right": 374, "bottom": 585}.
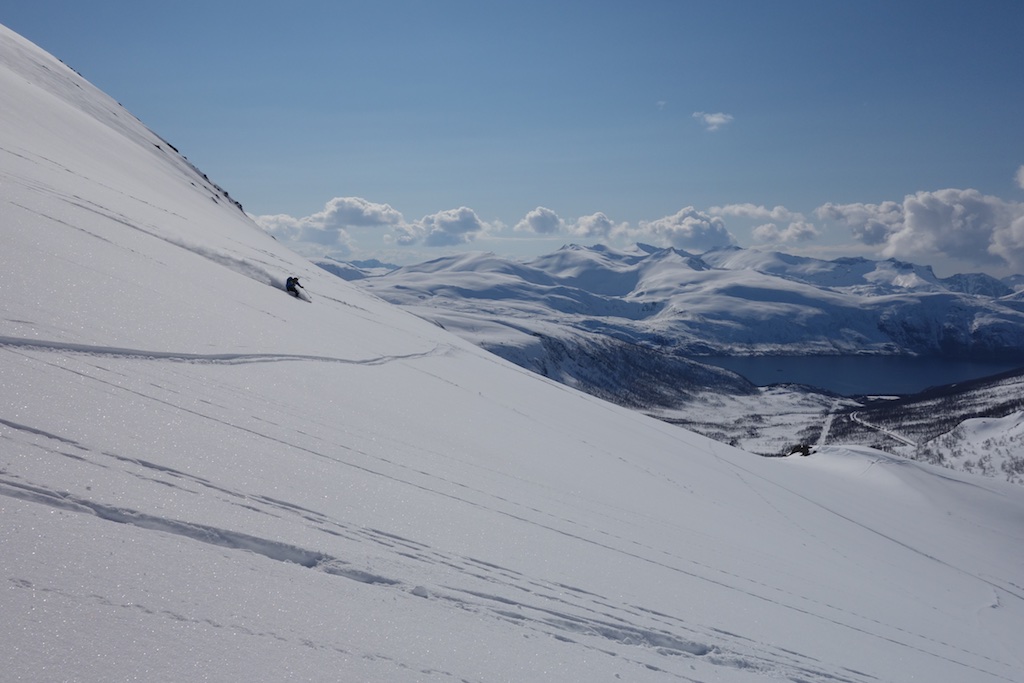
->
{"left": 918, "top": 410, "right": 1024, "bottom": 484}
{"left": 3, "top": 25, "right": 1024, "bottom": 682}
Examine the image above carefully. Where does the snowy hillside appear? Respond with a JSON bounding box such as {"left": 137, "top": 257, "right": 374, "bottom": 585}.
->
{"left": 4, "top": 24, "right": 1024, "bottom": 683}
{"left": 829, "top": 368, "right": 1024, "bottom": 484}
{"left": 920, "top": 411, "right": 1024, "bottom": 483}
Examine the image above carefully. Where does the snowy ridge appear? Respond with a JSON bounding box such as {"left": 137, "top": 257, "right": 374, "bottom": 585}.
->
{"left": 700, "top": 246, "right": 1016, "bottom": 297}
{"left": 4, "top": 24, "right": 1024, "bottom": 682}
{"left": 356, "top": 243, "right": 1024, "bottom": 359}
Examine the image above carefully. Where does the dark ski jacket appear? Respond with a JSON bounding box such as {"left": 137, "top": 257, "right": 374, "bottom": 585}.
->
{"left": 286, "top": 277, "right": 303, "bottom": 293}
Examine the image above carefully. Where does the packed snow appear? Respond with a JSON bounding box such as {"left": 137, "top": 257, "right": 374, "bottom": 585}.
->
{"left": 3, "top": 25, "right": 1024, "bottom": 682}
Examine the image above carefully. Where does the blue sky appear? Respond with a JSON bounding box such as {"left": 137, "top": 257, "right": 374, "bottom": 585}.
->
{"left": 5, "top": 1, "right": 1024, "bottom": 275}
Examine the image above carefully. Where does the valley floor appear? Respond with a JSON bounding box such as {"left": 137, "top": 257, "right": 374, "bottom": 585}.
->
{"left": 654, "top": 371, "right": 1024, "bottom": 485}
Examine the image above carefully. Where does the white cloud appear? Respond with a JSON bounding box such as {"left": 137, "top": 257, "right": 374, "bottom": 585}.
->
{"left": 255, "top": 197, "right": 491, "bottom": 252}
{"left": 317, "top": 196, "right": 405, "bottom": 227}
{"left": 752, "top": 221, "right": 819, "bottom": 244}
{"left": 569, "top": 212, "right": 620, "bottom": 238}
{"left": 255, "top": 188, "right": 1024, "bottom": 275}
{"left": 251, "top": 215, "right": 352, "bottom": 254}
{"left": 254, "top": 196, "right": 403, "bottom": 232}
{"left": 711, "top": 203, "right": 817, "bottom": 246}
{"left": 692, "top": 111, "right": 734, "bottom": 131}
{"left": 252, "top": 196, "right": 404, "bottom": 255}
{"left": 513, "top": 208, "right": 624, "bottom": 240}
{"left": 417, "top": 206, "right": 489, "bottom": 247}
{"left": 514, "top": 207, "right": 563, "bottom": 234}
{"left": 710, "top": 203, "right": 797, "bottom": 223}
{"left": 635, "top": 207, "right": 736, "bottom": 251}
{"left": 818, "top": 189, "right": 1024, "bottom": 273}
{"left": 993, "top": 212, "right": 1024, "bottom": 268}
{"left": 1016, "top": 165, "right": 1024, "bottom": 190}
{"left": 250, "top": 212, "right": 300, "bottom": 237}
{"left": 816, "top": 200, "right": 904, "bottom": 245}
{"left": 894, "top": 189, "right": 1011, "bottom": 266}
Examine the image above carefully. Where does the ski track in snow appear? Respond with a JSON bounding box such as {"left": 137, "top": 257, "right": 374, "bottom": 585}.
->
{"left": 3, "top": 409, "right": 1017, "bottom": 682}
{"left": 5, "top": 163, "right": 299, "bottom": 297}
{"left": 2, "top": 341, "right": 1017, "bottom": 680}
{"left": 745, "top": 452, "right": 1022, "bottom": 595}
{"left": 0, "top": 401, "right": 869, "bottom": 682}
{"left": 0, "top": 465, "right": 873, "bottom": 683}
{"left": 716, "top": 472, "right": 1021, "bottom": 682}
{"left": 0, "top": 335, "right": 449, "bottom": 367}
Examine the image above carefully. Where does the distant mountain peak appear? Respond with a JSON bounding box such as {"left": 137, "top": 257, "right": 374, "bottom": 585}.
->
{"left": 351, "top": 242, "right": 1024, "bottom": 361}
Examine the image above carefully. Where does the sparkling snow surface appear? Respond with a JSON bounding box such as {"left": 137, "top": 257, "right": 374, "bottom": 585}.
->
{"left": 2, "top": 25, "right": 1024, "bottom": 682}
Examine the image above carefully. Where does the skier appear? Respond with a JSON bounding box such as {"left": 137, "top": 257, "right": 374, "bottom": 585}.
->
{"left": 285, "top": 276, "right": 304, "bottom": 298}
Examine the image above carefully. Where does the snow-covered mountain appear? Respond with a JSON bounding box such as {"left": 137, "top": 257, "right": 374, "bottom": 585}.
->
{"left": 4, "top": 24, "right": 1024, "bottom": 683}
{"left": 348, "top": 243, "right": 1024, "bottom": 466}
{"left": 313, "top": 256, "right": 398, "bottom": 281}
{"left": 355, "top": 243, "right": 1024, "bottom": 361}
{"left": 699, "top": 246, "right": 1017, "bottom": 298}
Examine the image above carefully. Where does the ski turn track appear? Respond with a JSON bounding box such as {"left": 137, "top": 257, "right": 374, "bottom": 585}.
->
{"left": 4, "top": 399, "right": 1018, "bottom": 682}
{"left": 0, "top": 335, "right": 449, "bottom": 367}
{"left": 0, "top": 467, "right": 878, "bottom": 683}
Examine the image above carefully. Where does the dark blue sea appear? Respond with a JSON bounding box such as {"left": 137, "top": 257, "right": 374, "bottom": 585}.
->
{"left": 699, "top": 356, "right": 1024, "bottom": 396}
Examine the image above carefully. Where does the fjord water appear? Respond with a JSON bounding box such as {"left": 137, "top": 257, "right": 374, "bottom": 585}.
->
{"left": 700, "top": 355, "right": 1024, "bottom": 395}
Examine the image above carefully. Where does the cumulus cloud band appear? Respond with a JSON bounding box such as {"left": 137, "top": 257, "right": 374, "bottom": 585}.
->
{"left": 254, "top": 197, "right": 492, "bottom": 254}
{"left": 637, "top": 207, "right": 736, "bottom": 251}
{"left": 818, "top": 189, "right": 1024, "bottom": 272}
{"left": 514, "top": 207, "right": 563, "bottom": 234}
{"left": 253, "top": 183, "right": 1024, "bottom": 277}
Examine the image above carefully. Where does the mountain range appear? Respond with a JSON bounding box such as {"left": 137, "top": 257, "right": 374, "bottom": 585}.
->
{"left": 321, "top": 244, "right": 1024, "bottom": 475}
{"left": 335, "top": 242, "right": 1024, "bottom": 361}
{"left": 4, "top": 23, "right": 1024, "bottom": 682}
